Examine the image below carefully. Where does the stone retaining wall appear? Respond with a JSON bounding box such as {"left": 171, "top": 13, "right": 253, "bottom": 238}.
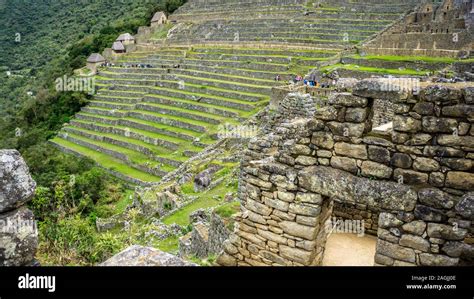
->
{"left": 217, "top": 79, "right": 473, "bottom": 266}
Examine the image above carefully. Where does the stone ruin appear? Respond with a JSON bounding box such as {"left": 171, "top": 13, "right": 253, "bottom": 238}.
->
{"left": 0, "top": 150, "right": 38, "bottom": 266}
{"left": 364, "top": 0, "right": 473, "bottom": 58}
{"left": 217, "top": 79, "right": 473, "bottom": 266}
{"left": 179, "top": 209, "right": 232, "bottom": 259}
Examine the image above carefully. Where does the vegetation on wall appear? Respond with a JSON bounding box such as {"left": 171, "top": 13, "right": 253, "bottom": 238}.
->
{"left": 0, "top": 0, "right": 187, "bottom": 265}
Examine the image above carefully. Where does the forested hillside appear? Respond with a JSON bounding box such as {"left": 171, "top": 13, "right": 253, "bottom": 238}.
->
{"left": 0, "top": 0, "right": 186, "bottom": 265}
{"left": 1, "top": 0, "right": 155, "bottom": 70}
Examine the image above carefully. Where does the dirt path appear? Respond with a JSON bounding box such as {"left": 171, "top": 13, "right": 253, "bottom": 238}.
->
{"left": 322, "top": 233, "right": 377, "bottom": 266}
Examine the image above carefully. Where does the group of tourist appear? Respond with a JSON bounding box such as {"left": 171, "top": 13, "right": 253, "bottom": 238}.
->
{"left": 100, "top": 62, "right": 116, "bottom": 67}
{"left": 121, "top": 63, "right": 154, "bottom": 68}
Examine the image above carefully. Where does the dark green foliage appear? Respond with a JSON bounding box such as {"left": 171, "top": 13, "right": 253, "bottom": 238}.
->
{"left": 0, "top": 0, "right": 187, "bottom": 265}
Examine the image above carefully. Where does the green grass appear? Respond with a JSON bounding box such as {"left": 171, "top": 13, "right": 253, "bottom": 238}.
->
{"left": 51, "top": 138, "right": 161, "bottom": 182}
{"left": 351, "top": 54, "right": 462, "bottom": 64}
{"left": 154, "top": 235, "right": 180, "bottom": 253}
{"left": 114, "top": 190, "right": 134, "bottom": 214}
{"left": 162, "top": 196, "right": 220, "bottom": 226}
{"left": 150, "top": 23, "right": 174, "bottom": 40}
{"left": 59, "top": 130, "right": 177, "bottom": 171}
{"left": 214, "top": 201, "right": 240, "bottom": 219}
{"left": 321, "top": 64, "right": 429, "bottom": 76}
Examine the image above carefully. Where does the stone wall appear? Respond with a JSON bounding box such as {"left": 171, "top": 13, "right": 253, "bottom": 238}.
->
{"left": 179, "top": 211, "right": 231, "bottom": 259}
{"left": 363, "top": 0, "right": 473, "bottom": 57}
{"left": 0, "top": 150, "right": 38, "bottom": 266}
{"left": 216, "top": 80, "right": 473, "bottom": 266}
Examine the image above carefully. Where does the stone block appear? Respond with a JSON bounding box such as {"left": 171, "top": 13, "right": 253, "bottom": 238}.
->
{"left": 361, "top": 161, "right": 393, "bottom": 179}
{"left": 376, "top": 240, "right": 416, "bottom": 263}
{"left": 334, "top": 142, "right": 367, "bottom": 159}
{"left": 330, "top": 156, "right": 358, "bottom": 174}
{"left": 399, "top": 234, "right": 430, "bottom": 252}
{"left": 427, "top": 223, "right": 467, "bottom": 241}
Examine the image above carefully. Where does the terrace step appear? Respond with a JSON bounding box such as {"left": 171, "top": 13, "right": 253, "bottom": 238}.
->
{"left": 144, "top": 95, "right": 242, "bottom": 119}
{"left": 136, "top": 103, "right": 222, "bottom": 125}
{"left": 51, "top": 139, "right": 160, "bottom": 186}
{"left": 128, "top": 110, "right": 209, "bottom": 133}
{"left": 69, "top": 119, "right": 181, "bottom": 151}
{"left": 57, "top": 132, "right": 170, "bottom": 177}
{"left": 146, "top": 87, "right": 258, "bottom": 112}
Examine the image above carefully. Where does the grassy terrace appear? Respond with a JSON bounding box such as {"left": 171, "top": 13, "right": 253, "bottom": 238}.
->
{"left": 349, "top": 54, "right": 474, "bottom": 64}
{"left": 56, "top": 0, "right": 419, "bottom": 186}
{"left": 57, "top": 45, "right": 292, "bottom": 185}
{"left": 321, "top": 63, "right": 429, "bottom": 76}
{"left": 51, "top": 138, "right": 161, "bottom": 183}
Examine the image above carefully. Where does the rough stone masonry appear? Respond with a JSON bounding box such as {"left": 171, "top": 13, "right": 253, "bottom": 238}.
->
{"left": 217, "top": 79, "right": 474, "bottom": 266}
{"left": 0, "top": 150, "right": 38, "bottom": 266}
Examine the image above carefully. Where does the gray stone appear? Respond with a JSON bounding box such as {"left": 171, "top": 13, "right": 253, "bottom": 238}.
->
{"left": 0, "top": 207, "right": 38, "bottom": 266}
{"left": 399, "top": 234, "right": 430, "bottom": 252}
{"left": 419, "top": 253, "right": 459, "bottom": 266}
{"left": 420, "top": 85, "right": 462, "bottom": 103}
{"left": 407, "top": 134, "right": 432, "bottom": 146}
{"left": 446, "top": 172, "right": 474, "bottom": 191}
{"left": 418, "top": 188, "right": 454, "bottom": 209}
{"left": 413, "top": 158, "right": 440, "bottom": 172}
{"left": 295, "top": 155, "right": 317, "bottom": 166}
{"left": 412, "top": 102, "right": 434, "bottom": 115}
{"left": 289, "top": 203, "right": 321, "bottom": 217}
{"left": 402, "top": 221, "right": 426, "bottom": 236}
{"left": 376, "top": 240, "right": 416, "bottom": 263}
{"left": 311, "top": 131, "right": 334, "bottom": 150}
{"left": 298, "top": 166, "right": 417, "bottom": 212}
{"left": 414, "top": 205, "right": 447, "bottom": 222}
{"left": 345, "top": 108, "right": 368, "bottom": 122}
{"left": 393, "top": 169, "right": 428, "bottom": 185}
{"left": 441, "top": 241, "right": 467, "bottom": 258}
{"left": 0, "top": 150, "right": 36, "bottom": 213}
{"left": 330, "top": 156, "right": 358, "bottom": 174}
{"left": 379, "top": 213, "right": 403, "bottom": 229}
{"left": 442, "top": 105, "right": 474, "bottom": 118}
{"left": 295, "top": 192, "right": 322, "bottom": 205}
{"left": 334, "top": 143, "right": 367, "bottom": 159}
{"left": 393, "top": 116, "right": 421, "bottom": 133}
{"left": 280, "top": 221, "right": 318, "bottom": 240}
{"left": 427, "top": 223, "right": 467, "bottom": 241}
{"left": 422, "top": 117, "right": 458, "bottom": 133}
{"left": 361, "top": 161, "right": 393, "bottom": 179}
{"left": 100, "top": 245, "right": 196, "bottom": 266}
{"left": 455, "top": 193, "right": 473, "bottom": 220}
{"left": 327, "top": 122, "right": 366, "bottom": 138}
{"left": 279, "top": 245, "right": 313, "bottom": 265}
{"left": 328, "top": 92, "right": 368, "bottom": 107}
{"left": 391, "top": 153, "right": 412, "bottom": 169}
{"left": 368, "top": 146, "right": 391, "bottom": 164}
{"left": 353, "top": 79, "right": 408, "bottom": 101}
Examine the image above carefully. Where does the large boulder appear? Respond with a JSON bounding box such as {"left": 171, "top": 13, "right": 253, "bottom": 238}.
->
{"left": 0, "top": 207, "right": 38, "bottom": 266}
{"left": 0, "top": 150, "right": 36, "bottom": 213}
{"left": 100, "top": 245, "right": 196, "bottom": 266}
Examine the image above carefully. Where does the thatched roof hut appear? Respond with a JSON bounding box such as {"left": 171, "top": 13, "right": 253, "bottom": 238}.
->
{"left": 87, "top": 53, "right": 105, "bottom": 63}
{"left": 112, "top": 41, "right": 125, "bottom": 53}
{"left": 116, "top": 33, "right": 135, "bottom": 42}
